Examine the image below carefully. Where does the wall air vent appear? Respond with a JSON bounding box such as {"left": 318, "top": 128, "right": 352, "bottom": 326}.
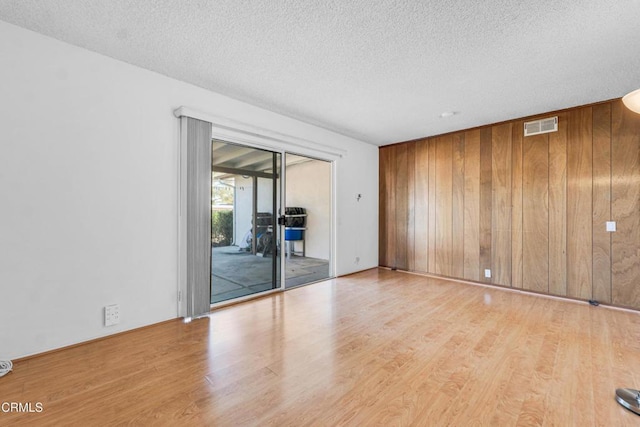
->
{"left": 524, "top": 116, "right": 558, "bottom": 137}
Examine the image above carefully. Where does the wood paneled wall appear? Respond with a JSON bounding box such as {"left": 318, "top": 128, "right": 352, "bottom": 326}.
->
{"left": 379, "top": 100, "right": 640, "bottom": 309}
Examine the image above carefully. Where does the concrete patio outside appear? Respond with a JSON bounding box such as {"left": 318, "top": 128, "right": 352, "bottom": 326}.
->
{"left": 211, "top": 246, "right": 330, "bottom": 304}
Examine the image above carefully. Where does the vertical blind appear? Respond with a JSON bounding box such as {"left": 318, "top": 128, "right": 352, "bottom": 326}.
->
{"left": 182, "top": 116, "right": 212, "bottom": 318}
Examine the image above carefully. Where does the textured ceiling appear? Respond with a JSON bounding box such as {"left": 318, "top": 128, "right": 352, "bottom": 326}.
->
{"left": 1, "top": 1, "right": 639, "bottom": 146}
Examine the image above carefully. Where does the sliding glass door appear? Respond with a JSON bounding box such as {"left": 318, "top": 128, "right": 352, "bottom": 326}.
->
{"left": 211, "top": 140, "right": 281, "bottom": 304}
{"left": 177, "top": 112, "right": 336, "bottom": 314}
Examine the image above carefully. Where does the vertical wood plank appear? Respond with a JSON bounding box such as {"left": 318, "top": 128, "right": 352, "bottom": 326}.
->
{"left": 378, "top": 147, "right": 388, "bottom": 266}
{"left": 464, "top": 129, "right": 481, "bottom": 281}
{"left": 592, "top": 103, "right": 612, "bottom": 304}
{"left": 452, "top": 132, "right": 465, "bottom": 278}
{"left": 611, "top": 100, "right": 640, "bottom": 309}
{"left": 414, "top": 139, "right": 429, "bottom": 272}
{"left": 491, "top": 123, "right": 512, "bottom": 286}
{"left": 428, "top": 138, "right": 437, "bottom": 273}
{"left": 385, "top": 146, "right": 397, "bottom": 267}
{"left": 479, "top": 128, "right": 493, "bottom": 283}
{"left": 548, "top": 113, "right": 568, "bottom": 296}
{"left": 435, "top": 135, "right": 453, "bottom": 276}
{"left": 395, "top": 144, "right": 408, "bottom": 270}
{"left": 511, "top": 121, "right": 524, "bottom": 289}
{"left": 522, "top": 134, "right": 549, "bottom": 293}
{"left": 407, "top": 143, "right": 416, "bottom": 271}
{"left": 567, "top": 107, "right": 593, "bottom": 300}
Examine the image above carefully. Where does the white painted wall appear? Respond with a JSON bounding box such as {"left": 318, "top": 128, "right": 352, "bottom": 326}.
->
{"left": 0, "top": 21, "right": 378, "bottom": 359}
{"left": 285, "top": 159, "right": 332, "bottom": 260}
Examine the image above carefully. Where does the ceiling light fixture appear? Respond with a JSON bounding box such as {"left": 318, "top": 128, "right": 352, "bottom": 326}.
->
{"left": 622, "top": 89, "right": 640, "bottom": 114}
{"left": 439, "top": 111, "right": 458, "bottom": 118}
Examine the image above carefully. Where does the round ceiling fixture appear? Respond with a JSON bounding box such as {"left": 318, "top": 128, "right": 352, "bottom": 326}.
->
{"left": 622, "top": 89, "right": 640, "bottom": 114}
{"left": 439, "top": 111, "right": 457, "bottom": 118}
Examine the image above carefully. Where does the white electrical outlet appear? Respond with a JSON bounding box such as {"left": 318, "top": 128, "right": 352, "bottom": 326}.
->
{"left": 484, "top": 269, "right": 492, "bottom": 278}
{"left": 606, "top": 221, "right": 616, "bottom": 232}
{"left": 105, "top": 304, "right": 120, "bottom": 326}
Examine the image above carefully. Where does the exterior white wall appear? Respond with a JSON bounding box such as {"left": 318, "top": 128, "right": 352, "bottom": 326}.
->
{"left": 0, "top": 21, "right": 378, "bottom": 359}
{"left": 234, "top": 176, "right": 252, "bottom": 246}
{"left": 285, "top": 159, "right": 332, "bottom": 260}
{"left": 234, "top": 176, "right": 275, "bottom": 247}
{"left": 256, "top": 178, "right": 276, "bottom": 218}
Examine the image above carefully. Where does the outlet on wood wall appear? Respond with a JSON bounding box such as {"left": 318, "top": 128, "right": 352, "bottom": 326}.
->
{"left": 379, "top": 99, "right": 640, "bottom": 310}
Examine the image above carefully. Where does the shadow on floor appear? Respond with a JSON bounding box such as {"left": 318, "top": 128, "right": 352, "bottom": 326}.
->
{"left": 211, "top": 246, "right": 329, "bottom": 304}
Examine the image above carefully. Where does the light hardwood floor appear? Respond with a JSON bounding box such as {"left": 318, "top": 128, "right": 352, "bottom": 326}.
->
{"left": 2, "top": 268, "right": 640, "bottom": 425}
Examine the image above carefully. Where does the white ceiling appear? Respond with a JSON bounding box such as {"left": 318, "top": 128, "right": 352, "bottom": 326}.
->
{"left": 1, "top": 1, "right": 639, "bottom": 146}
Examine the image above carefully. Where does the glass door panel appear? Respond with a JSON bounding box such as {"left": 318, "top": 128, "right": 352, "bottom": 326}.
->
{"left": 283, "top": 153, "right": 332, "bottom": 288}
{"left": 211, "top": 140, "right": 281, "bottom": 304}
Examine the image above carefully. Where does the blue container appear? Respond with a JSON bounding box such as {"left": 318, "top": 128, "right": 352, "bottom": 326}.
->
{"left": 285, "top": 228, "right": 304, "bottom": 241}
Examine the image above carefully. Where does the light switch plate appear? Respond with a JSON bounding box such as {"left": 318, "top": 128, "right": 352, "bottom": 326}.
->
{"left": 606, "top": 221, "right": 616, "bottom": 232}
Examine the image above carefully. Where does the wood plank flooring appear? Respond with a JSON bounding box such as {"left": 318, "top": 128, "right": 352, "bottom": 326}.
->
{"left": 2, "top": 268, "right": 640, "bottom": 426}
